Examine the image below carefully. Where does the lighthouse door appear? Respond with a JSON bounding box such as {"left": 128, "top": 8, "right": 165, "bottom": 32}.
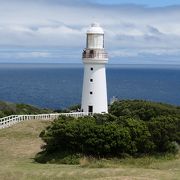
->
{"left": 88, "top": 106, "right": 93, "bottom": 114}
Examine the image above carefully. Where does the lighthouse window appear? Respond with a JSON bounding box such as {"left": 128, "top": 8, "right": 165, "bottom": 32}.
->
{"left": 90, "top": 79, "right": 93, "bottom": 82}
{"left": 90, "top": 91, "right": 93, "bottom": 95}
{"left": 90, "top": 67, "right": 93, "bottom": 71}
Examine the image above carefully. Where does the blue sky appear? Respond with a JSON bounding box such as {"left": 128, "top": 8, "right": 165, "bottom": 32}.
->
{"left": 95, "top": 0, "right": 180, "bottom": 7}
{"left": 0, "top": 0, "right": 180, "bottom": 64}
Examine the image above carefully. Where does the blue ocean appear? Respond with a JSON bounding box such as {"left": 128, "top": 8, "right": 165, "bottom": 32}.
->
{"left": 0, "top": 63, "right": 180, "bottom": 109}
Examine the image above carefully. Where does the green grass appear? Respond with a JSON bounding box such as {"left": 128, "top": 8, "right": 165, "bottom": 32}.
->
{"left": 0, "top": 120, "right": 180, "bottom": 180}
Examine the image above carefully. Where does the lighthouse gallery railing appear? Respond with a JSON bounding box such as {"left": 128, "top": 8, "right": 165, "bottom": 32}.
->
{"left": 82, "top": 50, "right": 108, "bottom": 59}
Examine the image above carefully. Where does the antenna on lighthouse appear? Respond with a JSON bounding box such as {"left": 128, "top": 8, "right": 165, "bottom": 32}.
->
{"left": 81, "top": 23, "right": 108, "bottom": 114}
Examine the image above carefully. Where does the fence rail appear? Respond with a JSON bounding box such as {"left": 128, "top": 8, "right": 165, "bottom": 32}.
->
{"left": 0, "top": 112, "right": 89, "bottom": 129}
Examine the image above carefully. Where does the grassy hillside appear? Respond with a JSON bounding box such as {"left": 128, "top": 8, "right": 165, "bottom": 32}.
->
{"left": 0, "top": 119, "right": 180, "bottom": 180}
{"left": 0, "top": 101, "right": 52, "bottom": 118}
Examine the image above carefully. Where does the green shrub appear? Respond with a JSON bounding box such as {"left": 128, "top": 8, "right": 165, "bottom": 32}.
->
{"left": 147, "top": 115, "right": 180, "bottom": 153}
{"left": 0, "top": 111, "right": 5, "bottom": 118}
{"left": 117, "top": 118, "right": 155, "bottom": 154}
{"left": 36, "top": 100, "right": 180, "bottom": 163}
{"left": 109, "top": 100, "right": 180, "bottom": 121}
{"left": 40, "top": 116, "right": 132, "bottom": 156}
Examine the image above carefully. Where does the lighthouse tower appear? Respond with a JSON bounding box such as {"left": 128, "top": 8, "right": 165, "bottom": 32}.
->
{"left": 81, "top": 23, "right": 108, "bottom": 114}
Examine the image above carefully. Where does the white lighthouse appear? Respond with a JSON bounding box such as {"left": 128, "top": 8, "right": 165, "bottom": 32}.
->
{"left": 81, "top": 23, "right": 108, "bottom": 114}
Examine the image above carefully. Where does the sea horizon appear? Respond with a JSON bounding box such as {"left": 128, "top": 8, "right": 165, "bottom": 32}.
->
{"left": 0, "top": 63, "right": 180, "bottom": 109}
{"left": 0, "top": 63, "right": 180, "bottom": 69}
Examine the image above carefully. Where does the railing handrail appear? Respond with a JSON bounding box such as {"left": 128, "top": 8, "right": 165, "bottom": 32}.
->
{"left": 82, "top": 49, "right": 108, "bottom": 59}
{"left": 0, "top": 114, "right": 18, "bottom": 119}
{"left": 0, "top": 112, "right": 90, "bottom": 129}
{"left": 83, "top": 52, "right": 108, "bottom": 59}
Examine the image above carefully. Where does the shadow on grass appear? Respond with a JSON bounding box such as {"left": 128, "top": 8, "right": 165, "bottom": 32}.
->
{"left": 34, "top": 150, "right": 179, "bottom": 169}
{"left": 34, "top": 151, "right": 82, "bottom": 165}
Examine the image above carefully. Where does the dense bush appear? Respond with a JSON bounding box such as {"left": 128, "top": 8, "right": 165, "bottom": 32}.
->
{"left": 147, "top": 115, "right": 180, "bottom": 153}
{"left": 109, "top": 100, "right": 180, "bottom": 121}
{"left": 36, "top": 100, "right": 180, "bottom": 163}
{"left": 39, "top": 116, "right": 132, "bottom": 156}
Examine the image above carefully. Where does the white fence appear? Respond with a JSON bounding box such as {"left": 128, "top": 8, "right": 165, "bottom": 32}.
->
{"left": 0, "top": 112, "right": 89, "bottom": 129}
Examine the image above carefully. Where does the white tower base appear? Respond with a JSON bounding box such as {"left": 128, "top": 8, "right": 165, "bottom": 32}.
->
{"left": 81, "top": 63, "right": 108, "bottom": 114}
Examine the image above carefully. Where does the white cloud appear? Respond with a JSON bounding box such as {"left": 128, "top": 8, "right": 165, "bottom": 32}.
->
{"left": 0, "top": 0, "right": 180, "bottom": 63}
{"left": 0, "top": 51, "right": 50, "bottom": 59}
{"left": 111, "top": 48, "right": 180, "bottom": 58}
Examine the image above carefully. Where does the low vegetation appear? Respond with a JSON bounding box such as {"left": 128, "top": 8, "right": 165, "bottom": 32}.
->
{"left": 36, "top": 100, "right": 180, "bottom": 164}
{"left": 0, "top": 100, "right": 52, "bottom": 118}
{"left": 0, "top": 119, "right": 180, "bottom": 180}
{"left": 54, "top": 104, "right": 81, "bottom": 113}
{"left": 0, "top": 99, "right": 180, "bottom": 179}
{"left": 0, "top": 100, "right": 81, "bottom": 118}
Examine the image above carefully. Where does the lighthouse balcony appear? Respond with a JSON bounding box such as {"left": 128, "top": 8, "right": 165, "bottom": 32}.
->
{"left": 82, "top": 49, "right": 108, "bottom": 59}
